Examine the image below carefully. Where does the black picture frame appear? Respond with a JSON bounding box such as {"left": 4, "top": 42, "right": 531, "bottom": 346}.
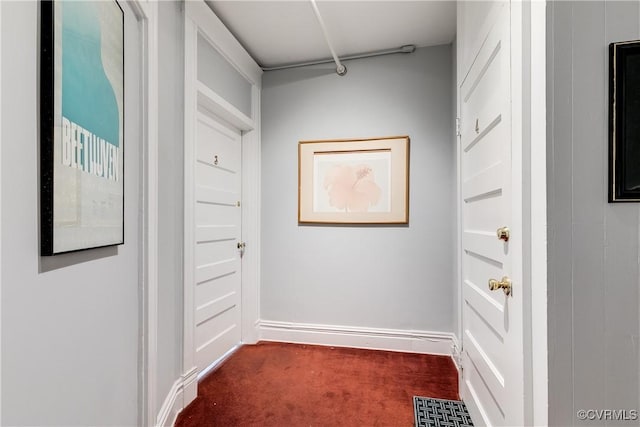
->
{"left": 609, "top": 40, "right": 640, "bottom": 202}
{"left": 41, "top": 0, "right": 125, "bottom": 255}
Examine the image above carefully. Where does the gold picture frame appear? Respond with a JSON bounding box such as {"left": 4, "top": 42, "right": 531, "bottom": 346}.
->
{"left": 298, "top": 136, "right": 410, "bottom": 224}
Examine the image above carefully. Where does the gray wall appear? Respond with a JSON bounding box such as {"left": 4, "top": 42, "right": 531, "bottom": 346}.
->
{"left": 547, "top": 1, "right": 640, "bottom": 425}
{"left": 1, "top": 2, "right": 140, "bottom": 425}
{"left": 261, "top": 45, "right": 456, "bottom": 332}
{"left": 197, "top": 33, "right": 252, "bottom": 117}
{"left": 157, "top": 0, "right": 184, "bottom": 411}
{"left": 452, "top": 39, "right": 460, "bottom": 342}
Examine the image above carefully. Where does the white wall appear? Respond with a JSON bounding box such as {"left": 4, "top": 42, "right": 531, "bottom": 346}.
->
{"left": 261, "top": 45, "right": 455, "bottom": 334}
{"left": 547, "top": 1, "right": 640, "bottom": 425}
{"left": 1, "top": 2, "right": 140, "bottom": 425}
{"left": 156, "top": 0, "right": 184, "bottom": 414}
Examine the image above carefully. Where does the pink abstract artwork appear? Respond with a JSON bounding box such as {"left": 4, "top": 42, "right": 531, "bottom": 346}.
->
{"left": 299, "top": 136, "right": 408, "bottom": 224}
{"left": 312, "top": 150, "right": 391, "bottom": 214}
{"left": 323, "top": 164, "right": 382, "bottom": 212}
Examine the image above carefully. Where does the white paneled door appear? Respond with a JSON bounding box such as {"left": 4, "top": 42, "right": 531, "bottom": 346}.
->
{"left": 459, "top": 2, "right": 524, "bottom": 426}
{"left": 194, "top": 112, "right": 242, "bottom": 376}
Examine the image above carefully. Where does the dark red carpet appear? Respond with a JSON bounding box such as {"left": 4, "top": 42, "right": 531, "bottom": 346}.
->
{"left": 175, "top": 341, "right": 459, "bottom": 427}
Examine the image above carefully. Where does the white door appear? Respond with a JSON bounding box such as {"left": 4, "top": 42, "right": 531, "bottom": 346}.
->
{"left": 459, "top": 2, "right": 524, "bottom": 426}
{"left": 194, "top": 111, "right": 242, "bottom": 376}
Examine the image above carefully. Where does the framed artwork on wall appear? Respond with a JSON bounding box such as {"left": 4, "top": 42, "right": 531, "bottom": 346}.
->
{"left": 40, "top": 0, "right": 125, "bottom": 255}
{"left": 298, "top": 136, "right": 410, "bottom": 224}
{"left": 609, "top": 40, "right": 640, "bottom": 202}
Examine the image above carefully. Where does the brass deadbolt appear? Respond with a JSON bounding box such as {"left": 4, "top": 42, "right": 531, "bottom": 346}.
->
{"left": 497, "top": 226, "right": 510, "bottom": 242}
{"left": 488, "top": 276, "right": 512, "bottom": 296}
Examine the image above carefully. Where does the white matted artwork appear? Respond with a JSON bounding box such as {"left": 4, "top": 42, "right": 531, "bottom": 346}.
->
{"left": 299, "top": 136, "right": 409, "bottom": 224}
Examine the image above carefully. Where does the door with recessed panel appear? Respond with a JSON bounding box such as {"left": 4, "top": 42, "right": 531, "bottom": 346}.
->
{"left": 194, "top": 112, "right": 242, "bottom": 376}
{"left": 459, "top": 2, "right": 524, "bottom": 425}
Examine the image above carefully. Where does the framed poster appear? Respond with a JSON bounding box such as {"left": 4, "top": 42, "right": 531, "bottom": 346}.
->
{"left": 41, "top": 0, "right": 124, "bottom": 255}
{"left": 609, "top": 40, "right": 640, "bottom": 202}
{"left": 298, "top": 136, "right": 410, "bottom": 224}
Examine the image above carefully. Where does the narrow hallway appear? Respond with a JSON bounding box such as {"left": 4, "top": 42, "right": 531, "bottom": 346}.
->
{"left": 176, "top": 342, "right": 458, "bottom": 426}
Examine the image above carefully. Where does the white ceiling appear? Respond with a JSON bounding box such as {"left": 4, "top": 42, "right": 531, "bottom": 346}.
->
{"left": 206, "top": 1, "right": 457, "bottom": 68}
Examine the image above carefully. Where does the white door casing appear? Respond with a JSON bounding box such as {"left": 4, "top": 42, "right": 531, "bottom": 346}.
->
{"left": 194, "top": 112, "right": 242, "bottom": 377}
{"left": 458, "top": 2, "right": 525, "bottom": 426}
{"left": 0, "top": 1, "right": 3, "bottom": 423}
{"left": 528, "top": 2, "right": 548, "bottom": 424}
{"left": 124, "top": 1, "right": 159, "bottom": 426}
{"left": 183, "top": 0, "right": 262, "bottom": 409}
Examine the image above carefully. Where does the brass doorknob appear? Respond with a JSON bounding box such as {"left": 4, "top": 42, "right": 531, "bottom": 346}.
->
{"left": 497, "top": 226, "right": 510, "bottom": 242}
{"left": 488, "top": 276, "right": 512, "bottom": 296}
{"left": 237, "top": 242, "right": 246, "bottom": 250}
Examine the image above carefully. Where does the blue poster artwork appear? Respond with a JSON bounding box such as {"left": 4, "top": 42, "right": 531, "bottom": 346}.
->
{"left": 60, "top": 1, "right": 120, "bottom": 181}
{"left": 41, "top": 0, "right": 124, "bottom": 255}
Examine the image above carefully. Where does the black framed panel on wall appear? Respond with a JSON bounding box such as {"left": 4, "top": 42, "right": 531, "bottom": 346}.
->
{"left": 609, "top": 40, "right": 640, "bottom": 202}
{"left": 40, "top": 0, "right": 125, "bottom": 255}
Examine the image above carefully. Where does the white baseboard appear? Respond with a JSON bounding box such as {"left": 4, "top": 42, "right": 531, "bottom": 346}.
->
{"left": 451, "top": 333, "right": 462, "bottom": 371}
{"left": 451, "top": 334, "right": 463, "bottom": 391}
{"left": 258, "top": 320, "right": 456, "bottom": 356}
{"left": 155, "top": 367, "right": 198, "bottom": 427}
{"left": 181, "top": 367, "right": 198, "bottom": 410}
{"left": 155, "top": 378, "right": 183, "bottom": 427}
